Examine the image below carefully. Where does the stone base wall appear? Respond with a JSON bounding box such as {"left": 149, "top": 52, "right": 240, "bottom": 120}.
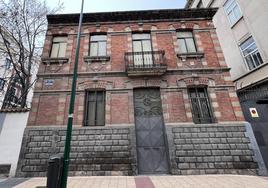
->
{"left": 16, "top": 126, "right": 137, "bottom": 177}
{"left": 16, "top": 123, "right": 258, "bottom": 177}
{"left": 167, "top": 123, "right": 258, "bottom": 175}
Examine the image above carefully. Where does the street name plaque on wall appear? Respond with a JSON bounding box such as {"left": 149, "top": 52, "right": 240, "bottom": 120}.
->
{"left": 44, "top": 79, "right": 54, "bottom": 86}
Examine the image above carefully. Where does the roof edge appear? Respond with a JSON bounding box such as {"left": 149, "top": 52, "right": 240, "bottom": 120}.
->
{"left": 47, "top": 8, "right": 218, "bottom": 25}
{"left": 0, "top": 108, "right": 30, "bottom": 113}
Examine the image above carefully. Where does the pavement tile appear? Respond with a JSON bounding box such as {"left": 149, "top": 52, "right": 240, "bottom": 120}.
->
{"left": 135, "top": 177, "right": 155, "bottom": 188}
{"left": 2, "top": 175, "right": 268, "bottom": 188}
{"left": 0, "top": 178, "right": 30, "bottom": 188}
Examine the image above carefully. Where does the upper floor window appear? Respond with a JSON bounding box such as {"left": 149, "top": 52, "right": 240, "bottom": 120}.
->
{"left": 240, "top": 37, "right": 263, "bottom": 70}
{"left": 89, "top": 35, "right": 107, "bottom": 57}
{"left": 224, "top": 0, "right": 242, "bottom": 26}
{"left": 0, "top": 78, "right": 5, "bottom": 90}
{"left": 132, "top": 33, "right": 152, "bottom": 52}
{"left": 50, "top": 36, "right": 67, "bottom": 58}
{"left": 132, "top": 33, "right": 153, "bottom": 66}
{"left": 188, "top": 87, "right": 214, "bottom": 124}
{"left": 84, "top": 90, "right": 105, "bottom": 126}
{"left": 177, "top": 31, "right": 197, "bottom": 53}
{"left": 5, "top": 58, "right": 11, "bottom": 69}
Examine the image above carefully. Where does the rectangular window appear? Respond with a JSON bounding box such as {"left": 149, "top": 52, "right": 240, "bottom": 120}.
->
{"left": 0, "top": 78, "right": 5, "bottom": 90}
{"left": 188, "top": 87, "right": 213, "bottom": 124}
{"left": 224, "top": 0, "right": 242, "bottom": 25}
{"left": 132, "top": 33, "right": 153, "bottom": 66}
{"left": 240, "top": 37, "right": 263, "bottom": 70}
{"left": 84, "top": 90, "right": 105, "bottom": 126}
{"left": 50, "top": 36, "right": 67, "bottom": 58}
{"left": 5, "top": 58, "right": 11, "bottom": 69}
{"left": 177, "top": 31, "right": 197, "bottom": 53}
{"left": 89, "top": 35, "right": 107, "bottom": 56}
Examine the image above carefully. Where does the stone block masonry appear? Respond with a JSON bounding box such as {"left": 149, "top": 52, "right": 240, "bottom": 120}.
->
{"left": 167, "top": 123, "right": 258, "bottom": 175}
{"left": 16, "top": 123, "right": 258, "bottom": 177}
{"left": 16, "top": 126, "right": 137, "bottom": 177}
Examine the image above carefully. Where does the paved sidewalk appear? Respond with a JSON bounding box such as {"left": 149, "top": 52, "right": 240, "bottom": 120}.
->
{"left": 0, "top": 175, "right": 268, "bottom": 188}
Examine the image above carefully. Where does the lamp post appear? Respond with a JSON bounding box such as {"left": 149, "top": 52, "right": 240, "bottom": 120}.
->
{"left": 60, "top": 0, "right": 84, "bottom": 187}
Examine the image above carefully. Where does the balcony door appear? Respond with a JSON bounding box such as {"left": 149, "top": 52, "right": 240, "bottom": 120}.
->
{"left": 132, "top": 34, "right": 153, "bottom": 66}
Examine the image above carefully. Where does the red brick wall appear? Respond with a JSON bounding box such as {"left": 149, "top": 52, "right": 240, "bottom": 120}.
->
{"left": 29, "top": 19, "right": 244, "bottom": 127}
{"left": 156, "top": 33, "right": 177, "bottom": 68}
{"left": 110, "top": 93, "right": 130, "bottom": 124}
{"left": 216, "top": 90, "right": 237, "bottom": 122}
{"left": 199, "top": 31, "right": 220, "bottom": 67}
{"left": 35, "top": 95, "right": 59, "bottom": 125}
{"left": 165, "top": 91, "right": 187, "bottom": 123}
{"left": 111, "top": 35, "right": 128, "bottom": 71}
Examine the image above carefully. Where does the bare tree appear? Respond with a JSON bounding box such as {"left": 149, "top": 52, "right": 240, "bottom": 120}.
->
{"left": 0, "top": 0, "right": 62, "bottom": 109}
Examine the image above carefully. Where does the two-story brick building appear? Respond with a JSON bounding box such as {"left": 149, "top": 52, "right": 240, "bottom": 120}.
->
{"left": 16, "top": 8, "right": 260, "bottom": 177}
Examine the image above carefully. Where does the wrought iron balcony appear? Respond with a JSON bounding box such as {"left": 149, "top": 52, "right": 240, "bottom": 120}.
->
{"left": 125, "top": 51, "right": 167, "bottom": 76}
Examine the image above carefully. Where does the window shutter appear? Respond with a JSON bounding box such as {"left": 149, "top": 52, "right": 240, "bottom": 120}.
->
{"left": 58, "top": 42, "right": 67, "bottom": 57}
{"left": 90, "top": 42, "right": 98, "bottom": 56}
{"left": 50, "top": 43, "right": 60, "bottom": 58}
{"left": 84, "top": 91, "right": 105, "bottom": 126}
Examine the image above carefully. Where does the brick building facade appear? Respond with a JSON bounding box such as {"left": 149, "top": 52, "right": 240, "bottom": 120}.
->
{"left": 16, "top": 9, "right": 259, "bottom": 176}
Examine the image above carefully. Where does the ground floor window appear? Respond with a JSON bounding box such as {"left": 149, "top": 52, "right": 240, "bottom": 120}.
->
{"left": 84, "top": 90, "right": 105, "bottom": 126}
{"left": 188, "top": 87, "right": 214, "bottom": 124}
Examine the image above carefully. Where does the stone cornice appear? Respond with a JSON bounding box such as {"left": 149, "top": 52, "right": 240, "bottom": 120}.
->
{"left": 33, "top": 85, "right": 235, "bottom": 94}
{"left": 37, "top": 67, "right": 230, "bottom": 78}
{"left": 47, "top": 8, "right": 217, "bottom": 25}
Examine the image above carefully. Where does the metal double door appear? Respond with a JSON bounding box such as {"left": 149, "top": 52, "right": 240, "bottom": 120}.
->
{"left": 133, "top": 88, "right": 169, "bottom": 174}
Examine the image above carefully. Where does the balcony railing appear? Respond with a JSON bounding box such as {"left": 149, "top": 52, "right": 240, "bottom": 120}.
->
{"left": 125, "top": 51, "right": 167, "bottom": 76}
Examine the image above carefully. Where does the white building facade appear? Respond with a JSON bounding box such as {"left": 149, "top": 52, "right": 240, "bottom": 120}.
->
{"left": 0, "top": 111, "right": 29, "bottom": 177}
{"left": 186, "top": 0, "right": 268, "bottom": 89}
{"left": 0, "top": 28, "right": 38, "bottom": 177}
{"left": 185, "top": 0, "right": 268, "bottom": 172}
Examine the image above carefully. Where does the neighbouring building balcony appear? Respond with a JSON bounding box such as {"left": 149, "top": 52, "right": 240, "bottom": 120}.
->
{"left": 125, "top": 51, "right": 167, "bottom": 76}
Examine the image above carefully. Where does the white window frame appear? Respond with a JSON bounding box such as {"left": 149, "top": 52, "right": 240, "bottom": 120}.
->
{"left": 177, "top": 31, "right": 197, "bottom": 54}
{"left": 50, "top": 36, "right": 67, "bottom": 58}
{"left": 89, "top": 35, "right": 107, "bottom": 57}
{"left": 224, "top": 0, "right": 242, "bottom": 26}
{"left": 240, "top": 37, "right": 263, "bottom": 71}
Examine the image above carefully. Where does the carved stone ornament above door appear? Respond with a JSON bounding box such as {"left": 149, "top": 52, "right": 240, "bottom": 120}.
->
{"left": 78, "top": 79, "right": 114, "bottom": 90}
{"left": 177, "top": 76, "right": 215, "bottom": 88}
{"left": 124, "top": 79, "right": 168, "bottom": 89}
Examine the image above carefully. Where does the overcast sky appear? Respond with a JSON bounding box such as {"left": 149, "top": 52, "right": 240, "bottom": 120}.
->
{"left": 46, "top": 0, "right": 186, "bottom": 14}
